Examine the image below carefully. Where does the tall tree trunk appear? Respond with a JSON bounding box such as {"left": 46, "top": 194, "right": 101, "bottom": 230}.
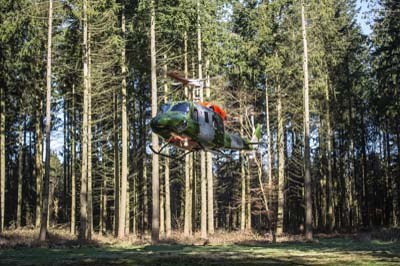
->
{"left": 35, "top": 100, "right": 43, "bottom": 228}
{"left": 392, "top": 124, "right": 400, "bottom": 226}
{"left": 63, "top": 100, "right": 68, "bottom": 217}
{"left": 160, "top": 177, "right": 165, "bottom": 237}
{"left": 183, "top": 30, "right": 192, "bottom": 237}
{"left": 163, "top": 56, "right": 171, "bottom": 238}
{"left": 70, "top": 85, "right": 76, "bottom": 234}
{"left": 205, "top": 59, "right": 214, "bottom": 235}
{"left": 143, "top": 152, "right": 148, "bottom": 233}
{"left": 395, "top": 123, "right": 400, "bottom": 226}
{"left": 39, "top": 0, "right": 53, "bottom": 240}
{"left": 79, "top": 0, "right": 89, "bottom": 241}
{"left": 240, "top": 103, "right": 246, "bottom": 231}
{"left": 325, "top": 76, "right": 334, "bottom": 232}
{"left": 360, "top": 107, "right": 369, "bottom": 227}
{"left": 348, "top": 93, "right": 356, "bottom": 228}
{"left": 0, "top": 73, "right": 5, "bottom": 233}
{"left": 118, "top": 8, "right": 128, "bottom": 240}
{"left": 241, "top": 152, "right": 246, "bottom": 231}
{"left": 246, "top": 155, "right": 252, "bottom": 230}
{"left": 301, "top": 0, "right": 313, "bottom": 241}
{"left": 113, "top": 90, "right": 120, "bottom": 235}
{"left": 265, "top": 79, "right": 273, "bottom": 205}
{"left": 150, "top": 0, "right": 160, "bottom": 243}
{"left": 197, "top": 0, "right": 207, "bottom": 240}
{"left": 276, "top": 85, "right": 284, "bottom": 235}
{"left": 17, "top": 107, "right": 23, "bottom": 228}
{"left": 386, "top": 127, "right": 397, "bottom": 227}
{"left": 87, "top": 30, "right": 93, "bottom": 240}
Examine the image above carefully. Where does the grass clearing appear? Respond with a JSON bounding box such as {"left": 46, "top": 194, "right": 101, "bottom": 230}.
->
{"left": 0, "top": 238, "right": 399, "bottom": 266}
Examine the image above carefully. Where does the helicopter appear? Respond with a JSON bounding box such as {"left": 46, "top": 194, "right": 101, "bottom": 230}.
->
{"left": 149, "top": 72, "right": 261, "bottom": 158}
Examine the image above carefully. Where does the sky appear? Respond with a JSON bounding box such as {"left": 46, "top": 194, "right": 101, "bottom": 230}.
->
{"left": 49, "top": 0, "right": 375, "bottom": 161}
{"left": 356, "top": 0, "right": 374, "bottom": 35}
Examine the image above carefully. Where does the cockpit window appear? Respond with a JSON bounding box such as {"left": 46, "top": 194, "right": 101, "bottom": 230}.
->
{"left": 170, "top": 102, "right": 190, "bottom": 114}
{"left": 159, "top": 103, "right": 171, "bottom": 113}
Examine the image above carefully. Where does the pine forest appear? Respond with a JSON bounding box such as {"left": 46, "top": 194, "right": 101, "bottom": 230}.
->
{"left": 0, "top": 0, "right": 399, "bottom": 265}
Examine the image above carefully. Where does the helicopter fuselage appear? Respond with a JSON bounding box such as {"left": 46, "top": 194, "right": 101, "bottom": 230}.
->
{"left": 150, "top": 101, "right": 252, "bottom": 152}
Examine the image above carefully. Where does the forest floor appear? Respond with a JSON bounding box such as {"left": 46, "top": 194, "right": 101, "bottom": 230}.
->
{"left": 0, "top": 229, "right": 400, "bottom": 266}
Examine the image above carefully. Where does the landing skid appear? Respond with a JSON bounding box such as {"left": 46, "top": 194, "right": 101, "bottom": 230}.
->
{"left": 149, "top": 142, "right": 194, "bottom": 161}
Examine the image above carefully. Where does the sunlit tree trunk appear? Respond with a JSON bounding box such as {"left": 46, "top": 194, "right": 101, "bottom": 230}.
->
{"left": 205, "top": 59, "right": 214, "bottom": 235}
{"left": 265, "top": 79, "right": 273, "bottom": 205}
{"left": 246, "top": 156, "right": 251, "bottom": 230}
{"left": 113, "top": 90, "right": 120, "bottom": 236}
{"left": 39, "top": 0, "right": 53, "bottom": 241}
{"left": 163, "top": 55, "right": 171, "bottom": 238}
{"left": 276, "top": 84, "right": 284, "bottom": 235}
{"left": 118, "top": 8, "right": 128, "bottom": 240}
{"left": 301, "top": 0, "right": 313, "bottom": 241}
{"left": 241, "top": 152, "right": 246, "bottom": 231}
{"left": 150, "top": 0, "right": 160, "bottom": 243}
{"left": 79, "top": 0, "right": 89, "bottom": 240}
{"left": 183, "top": 30, "right": 192, "bottom": 237}
{"left": 87, "top": 29, "right": 93, "bottom": 240}
{"left": 70, "top": 85, "right": 76, "bottom": 234}
{"left": 0, "top": 72, "right": 5, "bottom": 233}
{"left": 34, "top": 100, "right": 43, "bottom": 228}
{"left": 197, "top": 0, "right": 207, "bottom": 240}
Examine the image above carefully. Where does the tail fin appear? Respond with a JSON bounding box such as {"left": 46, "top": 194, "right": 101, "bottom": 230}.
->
{"left": 247, "top": 124, "right": 262, "bottom": 149}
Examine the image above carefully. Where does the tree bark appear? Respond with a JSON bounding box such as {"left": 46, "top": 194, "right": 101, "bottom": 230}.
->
{"left": 265, "top": 79, "right": 273, "bottom": 205}
{"left": 79, "top": 0, "right": 89, "bottom": 241}
{"left": 246, "top": 156, "right": 252, "bottom": 230}
{"left": 118, "top": 8, "right": 128, "bottom": 240}
{"left": 17, "top": 107, "right": 23, "bottom": 228}
{"left": 241, "top": 152, "right": 246, "bottom": 231}
{"left": 197, "top": 0, "right": 207, "bottom": 240}
{"left": 113, "top": 90, "right": 120, "bottom": 236}
{"left": 276, "top": 85, "right": 284, "bottom": 235}
{"left": 70, "top": 85, "right": 76, "bottom": 234}
{"left": 163, "top": 56, "right": 172, "bottom": 238}
{"left": 183, "top": 30, "right": 192, "bottom": 237}
{"left": 39, "top": 0, "right": 53, "bottom": 241}
{"left": 87, "top": 29, "right": 93, "bottom": 240}
{"left": 301, "top": 0, "right": 313, "bottom": 241}
{"left": 325, "top": 76, "right": 334, "bottom": 232}
{"left": 150, "top": 0, "right": 160, "bottom": 243}
{"left": 0, "top": 72, "right": 5, "bottom": 233}
{"left": 34, "top": 100, "right": 43, "bottom": 228}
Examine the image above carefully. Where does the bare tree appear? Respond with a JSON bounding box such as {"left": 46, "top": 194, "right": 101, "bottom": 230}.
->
{"left": 39, "top": 0, "right": 53, "bottom": 241}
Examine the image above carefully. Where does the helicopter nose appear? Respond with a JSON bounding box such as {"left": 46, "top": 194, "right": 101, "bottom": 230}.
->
{"left": 150, "top": 113, "right": 187, "bottom": 134}
{"left": 150, "top": 114, "right": 171, "bottom": 131}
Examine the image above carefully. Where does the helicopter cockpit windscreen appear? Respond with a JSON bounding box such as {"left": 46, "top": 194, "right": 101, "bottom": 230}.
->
{"left": 170, "top": 102, "right": 190, "bottom": 114}
{"left": 159, "top": 103, "right": 171, "bottom": 113}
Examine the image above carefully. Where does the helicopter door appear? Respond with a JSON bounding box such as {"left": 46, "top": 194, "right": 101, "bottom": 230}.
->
{"left": 212, "top": 114, "right": 224, "bottom": 146}
{"left": 198, "top": 107, "right": 215, "bottom": 144}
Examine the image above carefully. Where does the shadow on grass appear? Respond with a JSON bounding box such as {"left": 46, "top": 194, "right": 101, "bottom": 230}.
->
{"left": 235, "top": 237, "right": 400, "bottom": 253}
{"left": 1, "top": 237, "right": 399, "bottom": 266}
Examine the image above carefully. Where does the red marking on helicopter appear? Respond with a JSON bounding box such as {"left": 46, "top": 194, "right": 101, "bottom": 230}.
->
{"left": 199, "top": 102, "right": 227, "bottom": 121}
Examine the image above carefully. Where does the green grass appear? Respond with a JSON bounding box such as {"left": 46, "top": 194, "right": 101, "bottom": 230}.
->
{"left": 0, "top": 238, "right": 399, "bottom": 266}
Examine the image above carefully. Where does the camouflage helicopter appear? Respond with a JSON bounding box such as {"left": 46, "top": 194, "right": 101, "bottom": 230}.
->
{"left": 150, "top": 72, "right": 261, "bottom": 158}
